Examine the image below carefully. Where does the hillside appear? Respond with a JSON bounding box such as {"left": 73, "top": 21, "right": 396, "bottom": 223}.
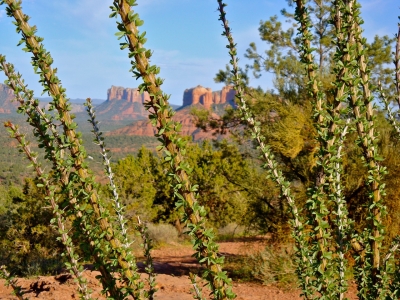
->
{"left": 0, "top": 83, "right": 19, "bottom": 113}
{"left": 108, "top": 105, "right": 223, "bottom": 140}
{"left": 0, "top": 83, "right": 92, "bottom": 115}
{"left": 0, "top": 84, "right": 235, "bottom": 149}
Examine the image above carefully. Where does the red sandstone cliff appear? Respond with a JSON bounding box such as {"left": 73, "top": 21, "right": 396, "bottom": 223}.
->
{"left": 94, "top": 86, "right": 150, "bottom": 121}
{"left": 0, "top": 83, "right": 18, "bottom": 113}
{"left": 107, "top": 85, "right": 235, "bottom": 140}
{"left": 182, "top": 85, "right": 236, "bottom": 109}
{"left": 107, "top": 85, "right": 150, "bottom": 103}
{"left": 99, "top": 85, "right": 235, "bottom": 122}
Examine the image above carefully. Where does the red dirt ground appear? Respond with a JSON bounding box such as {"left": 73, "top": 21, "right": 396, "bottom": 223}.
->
{"left": 0, "top": 241, "right": 358, "bottom": 299}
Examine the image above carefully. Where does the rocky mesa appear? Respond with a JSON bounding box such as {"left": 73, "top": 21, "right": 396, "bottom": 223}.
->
{"left": 182, "top": 85, "right": 236, "bottom": 109}
{"left": 107, "top": 85, "right": 151, "bottom": 103}
{"left": 107, "top": 85, "right": 236, "bottom": 140}
{"left": 93, "top": 85, "right": 150, "bottom": 121}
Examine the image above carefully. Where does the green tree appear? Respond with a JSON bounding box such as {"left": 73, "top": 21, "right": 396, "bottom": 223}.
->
{"left": 0, "top": 179, "right": 63, "bottom": 276}
{"left": 111, "top": 146, "right": 162, "bottom": 223}
{"left": 194, "top": 0, "right": 397, "bottom": 239}
{"left": 110, "top": 142, "right": 256, "bottom": 230}
{"left": 222, "top": 0, "right": 395, "bottom": 102}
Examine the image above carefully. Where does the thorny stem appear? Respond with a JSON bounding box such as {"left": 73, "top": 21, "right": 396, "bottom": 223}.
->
{"left": 1, "top": 1, "right": 142, "bottom": 297}
{"left": 0, "top": 57, "right": 123, "bottom": 299}
{"left": 85, "top": 98, "right": 130, "bottom": 248}
{"left": 4, "top": 122, "right": 93, "bottom": 300}
{"left": 378, "top": 83, "right": 400, "bottom": 136}
{"left": 347, "top": 0, "right": 385, "bottom": 288}
{"left": 395, "top": 21, "right": 400, "bottom": 108}
{"left": 295, "top": 1, "right": 332, "bottom": 293}
{"left": 111, "top": 1, "right": 235, "bottom": 299}
{"left": 216, "top": 0, "right": 313, "bottom": 298}
{"left": 330, "top": 121, "right": 351, "bottom": 300}
{"left": 217, "top": 0, "right": 303, "bottom": 239}
{"left": 136, "top": 217, "right": 157, "bottom": 300}
{"left": 189, "top": 273, "right": 206, "bottom": 300}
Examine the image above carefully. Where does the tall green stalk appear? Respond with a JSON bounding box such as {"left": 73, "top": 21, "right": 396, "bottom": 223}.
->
{"left": 110, "top": 1, "right": 235, "bottom": 299}
{"left": 0, "top": 56, "right": 124, "bottom": 299}
{"left": 216, "top": 1, "right": 315, "bottom": 298}
{"left": 0, "top": 0, "right": 143, "bottom": 298}
{"left": 343, "top": 2, "right": 387, "bottom": 298}
{"left": 4, "top": 121, "right": 93, "bottom": 300}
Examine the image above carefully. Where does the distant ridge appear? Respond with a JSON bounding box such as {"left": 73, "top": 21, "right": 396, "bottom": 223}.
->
{"left": 0, "top": 83, "right": 18, "bottom": 113}
{"left": 0, "top": 83, "right": 235, "bottom": 141}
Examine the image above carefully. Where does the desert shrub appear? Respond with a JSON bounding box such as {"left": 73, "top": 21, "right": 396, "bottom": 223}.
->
{"left": 111, "top": 147, "right": 162, "bottom": 222}
{"left": 250, "top": 243, "right": 297, "bottom": 289}
{"left": 146, "top": 223, "right": 179, "bottom": 246}
{"left": 217, "top": 223, "right": 245, "bottom": 240}
{"left": 0, "top": 179, "right": 63, "bottom": 276}
{"left": 110, "top": 141, "right": 256, "bottom": 230}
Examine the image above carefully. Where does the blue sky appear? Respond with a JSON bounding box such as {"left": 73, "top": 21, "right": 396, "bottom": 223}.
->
{"left": 0, "top": 0, "right": 399, "bottom": 105}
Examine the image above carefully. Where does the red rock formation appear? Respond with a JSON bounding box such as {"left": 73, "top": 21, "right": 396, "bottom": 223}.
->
{"left": 107, "top": 85, "right": 150, "bottom": 103}
{"left": 212, "top": 91, "right": 221, "bottom": 104}
{"left": 0, "top": 83, "right": 18, "bottom": 113}
{"left": 183, "top": 85, "right": 212, "bottom": 107}
{"left": 182, "top": 85, "right": 236, "bottom": 109}
{"left": 0, "top": 83, "right": 14, "bottom": 99}
{"left": 92, "top": 86, "right": 151, "bottom": 121}
{"left": 219, "top": 86, "right": 236, "bottom": 104}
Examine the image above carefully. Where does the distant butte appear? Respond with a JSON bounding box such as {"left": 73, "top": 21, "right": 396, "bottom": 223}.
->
{"left": 107, "top": 85, "right": 150, "bottom": 103}
{"left": 106, "top": 85, "right": 235, "bottom": 140}
{"left": 182, "top": 85, "right": 236, "bottom": 109}
{"left": 93, "top": 86, "right": 150, "bottom": 121}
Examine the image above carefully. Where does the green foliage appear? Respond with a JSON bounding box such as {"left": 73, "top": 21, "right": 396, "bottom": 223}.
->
{"left": 216, "top": 0, "right": 395, "bottom": 104}
{"left": 145, "top": 223, "right": 179, "bottom": 246}
{"left": 217, "top": 0, "right": 400, "bottom": 298}
{"left": 110, "top": 0, "right": 236, "bottom": 296}
{"left": 110, "top": 142, "right": 260, "bottom": 231}
{"left": 111, "top": 147, "right": 163, "bottom": 222}
{"left": 0, "top": 180, "right": 63, "bottom": 276}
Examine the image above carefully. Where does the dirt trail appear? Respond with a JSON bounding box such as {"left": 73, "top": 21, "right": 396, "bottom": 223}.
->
{"left": 0, "top": 241, "right": 357, "bottom": 299}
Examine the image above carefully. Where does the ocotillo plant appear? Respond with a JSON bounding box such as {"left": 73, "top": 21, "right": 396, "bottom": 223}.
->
{"left": 110, "top": 1, "right": 235, "bottom": 299}
{"left": 0, "top": 0, "right": 143, "bottom": 299}
{"left": 0, "top": 0, "right": 236, "bottom": 299}
{"left": 217, "top": 0, "right": 400, "bottom": 299}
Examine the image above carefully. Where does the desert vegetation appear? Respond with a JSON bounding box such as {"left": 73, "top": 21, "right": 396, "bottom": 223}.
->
{"left": 0, "top": 0, "right": 400, "bottom": 299}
